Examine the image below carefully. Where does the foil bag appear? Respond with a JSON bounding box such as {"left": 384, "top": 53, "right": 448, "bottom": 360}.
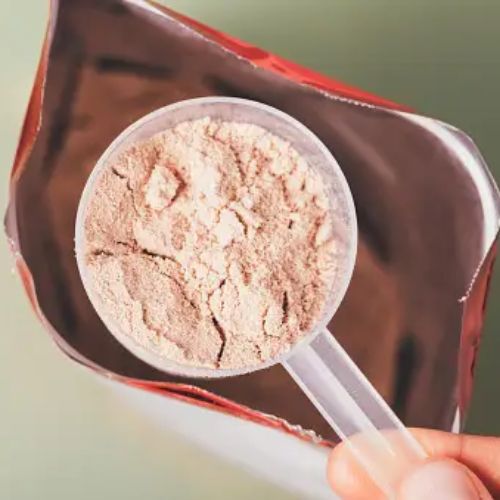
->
{"left": 5, "top": 0, "right": 500, "bottom": 470}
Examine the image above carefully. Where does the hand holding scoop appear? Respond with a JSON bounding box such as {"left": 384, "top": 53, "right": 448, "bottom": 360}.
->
{"left": 75, "top": 97, "right": 427, "bottom": 497}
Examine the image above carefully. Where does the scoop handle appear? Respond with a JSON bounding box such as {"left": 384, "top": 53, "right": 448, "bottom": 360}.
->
{"left": 282, "top": 328, "right": 427, "bottom": 497}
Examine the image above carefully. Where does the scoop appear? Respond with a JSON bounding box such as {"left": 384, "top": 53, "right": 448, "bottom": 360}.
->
{"left": 75, "top": 97, "right": 426, "bottom": 496}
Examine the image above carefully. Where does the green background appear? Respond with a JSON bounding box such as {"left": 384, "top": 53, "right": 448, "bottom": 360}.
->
{"left": 1, "top": 1, "right": 499, "bottom": 499}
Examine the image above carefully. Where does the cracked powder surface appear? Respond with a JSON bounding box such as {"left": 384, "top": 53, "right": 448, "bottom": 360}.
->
{"left": 83, "top": 118, "right": 337, "bottom": 370}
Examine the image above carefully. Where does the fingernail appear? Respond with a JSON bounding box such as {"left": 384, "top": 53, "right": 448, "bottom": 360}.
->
{"left": 399, "top": 460, "right": 479, "bottom": 500}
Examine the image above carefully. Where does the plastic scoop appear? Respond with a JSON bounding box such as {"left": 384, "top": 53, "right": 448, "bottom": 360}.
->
{"left": 75, "top": 97, "right": 427, "bottom": 496}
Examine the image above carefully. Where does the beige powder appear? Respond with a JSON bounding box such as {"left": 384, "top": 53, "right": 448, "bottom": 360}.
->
{"left": 83, "top": 118, "right": 337, "bottom": 370}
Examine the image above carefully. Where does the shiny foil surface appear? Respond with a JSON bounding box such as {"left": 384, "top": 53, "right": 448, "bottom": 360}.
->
{"left": 5, "top": 0, "right": 500, "bottom": 444}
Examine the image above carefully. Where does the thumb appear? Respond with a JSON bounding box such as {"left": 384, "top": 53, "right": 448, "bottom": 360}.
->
{"left": 398, "top": 459, "right": 493, "bottom": 500}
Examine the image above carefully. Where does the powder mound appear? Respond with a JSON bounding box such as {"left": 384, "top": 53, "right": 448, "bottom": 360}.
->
{"left": 83, "top": 118, "right": 337, "bottom": 370}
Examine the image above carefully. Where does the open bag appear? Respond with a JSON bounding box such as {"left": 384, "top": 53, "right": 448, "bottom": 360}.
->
{"left": 5, "top": 0, "right": 500, "bottom": 495}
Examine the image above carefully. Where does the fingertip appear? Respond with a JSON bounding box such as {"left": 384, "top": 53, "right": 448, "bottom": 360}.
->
{"left": 327, "top": 443, "right": 384, "bottom": 499}
{"left": 398, "top": 459, "right": 492, "bottom": 500}
{"left": 326, "top": 443, "right": 348, "bottom": 492}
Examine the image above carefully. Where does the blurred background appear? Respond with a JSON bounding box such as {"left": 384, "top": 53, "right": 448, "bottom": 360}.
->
{"left": 1, "top": 1, "right": 499, "bottom": 499}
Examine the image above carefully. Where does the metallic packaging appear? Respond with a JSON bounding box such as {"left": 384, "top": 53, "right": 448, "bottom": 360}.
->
{"left": 5, "top": 0, "right": 500, "bottom": 445}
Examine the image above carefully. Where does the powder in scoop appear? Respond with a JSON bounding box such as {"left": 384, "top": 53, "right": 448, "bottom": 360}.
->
{"left": 82, "top": 118, "right": 337, "bottom": 370}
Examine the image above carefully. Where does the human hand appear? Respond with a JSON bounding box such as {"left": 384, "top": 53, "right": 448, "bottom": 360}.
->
{"left": 328, "top": 428, "right": 500, "bottom": 499}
